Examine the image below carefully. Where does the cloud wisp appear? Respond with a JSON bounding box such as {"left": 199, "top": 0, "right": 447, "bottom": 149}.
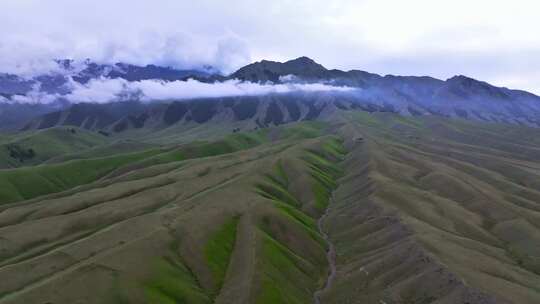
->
{"left": 2, "top": 78, "right": 356, "bottom": 104}
{"left": 67, "top": 78, "right": 355, "bottom": 103}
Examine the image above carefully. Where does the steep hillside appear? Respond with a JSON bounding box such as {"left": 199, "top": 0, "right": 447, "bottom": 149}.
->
{"left": 21, "top": 101, "right": 149, "bottom": 131}
{"left": 18, "top": 92, "right": 400, "bottom": 135}
{"left": 0, "top": 102, "right": 64, "bottom": 130}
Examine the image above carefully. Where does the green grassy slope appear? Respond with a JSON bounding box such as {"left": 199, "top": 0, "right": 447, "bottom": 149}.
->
{"left": 0, "top": 113, "right": 540, "bottom": 304}
{"left": 144, "top": 257, "right": 212, "bottom": 304}
{"left": 0, "top": 130, "right": 260, "bottom": 204}
{"left": 0, "top": 122, "right": 330, "bottom": 205}
{"left": 45, "top": 140, "right": 159, "bottom": 164}
{"left": 0, "top": 121, "right": 342, "bottom": 304}
{"left": 204, "top": 216, "right": 240, "bottom": 295}
{"left": 0, "top": 127, "right": 110, "bottom": 168}
{"left": 253, "top": 139, "right": 345, "bottom": 303}
{"left": 0, "top": 148, "right": 163, "bottom": 203}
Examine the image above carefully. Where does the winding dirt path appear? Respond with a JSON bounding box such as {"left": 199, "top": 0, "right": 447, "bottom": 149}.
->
{"left": 313, "top": 195, "right": 337, "bottom": 304}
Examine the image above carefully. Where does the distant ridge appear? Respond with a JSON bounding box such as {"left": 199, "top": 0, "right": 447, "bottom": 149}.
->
{"left": 3, "top": 56, "right": 540, "bottom": 130}
{"left": 0, "top": 59, "right": 217, "bottom": 96}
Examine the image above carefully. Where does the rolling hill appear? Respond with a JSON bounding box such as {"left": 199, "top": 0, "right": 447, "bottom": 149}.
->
{"left": 2, "top": 56, "right": 540, "bottom": 303}
{"left": 0, "top": 109, "right": 539, "bottom": 303}
{"left": 0, "top": 127, "right": 111, "bottom": 169}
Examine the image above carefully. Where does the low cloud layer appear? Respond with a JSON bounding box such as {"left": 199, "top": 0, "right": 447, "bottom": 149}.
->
{"left": 68, "top": 78, "right": 355, "bottom": 103}
{"left": 2, "top": 78, "right": 355, "bottom": 104}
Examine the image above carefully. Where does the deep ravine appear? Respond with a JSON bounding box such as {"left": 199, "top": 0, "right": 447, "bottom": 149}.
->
{"left": 313, "top": 195, "right": 337, "bottom": 304}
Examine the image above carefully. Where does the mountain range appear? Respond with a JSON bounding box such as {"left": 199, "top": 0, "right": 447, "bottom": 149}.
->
{"left": 2, "top": 56, "right": 540, "bottom": 132}
{"left": 0, "top": 59, "right": 215, "bottom": 97}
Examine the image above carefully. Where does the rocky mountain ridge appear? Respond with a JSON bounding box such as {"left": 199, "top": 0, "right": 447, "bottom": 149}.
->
{"left": 3, "top": 56, "right": 540, "bottom": 130}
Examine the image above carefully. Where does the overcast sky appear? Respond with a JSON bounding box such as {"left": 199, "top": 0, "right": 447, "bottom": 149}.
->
{"left": 2, "top": 0, "right": 539, "bottom": 93}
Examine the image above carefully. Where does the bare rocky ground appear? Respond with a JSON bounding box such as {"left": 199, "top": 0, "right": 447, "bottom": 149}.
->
{"left": 313, "top": 196, "right": 338, "bottom": 304}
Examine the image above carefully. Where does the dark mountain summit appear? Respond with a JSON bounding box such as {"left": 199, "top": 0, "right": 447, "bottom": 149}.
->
{"left": 444, "top": 75, "right": 511, "bottom": 100}
{"left": 71, "top": 61, "right": 212, "bottom": 84}
{"left": 231, "top": 56, "right": 332, "bottom": 82}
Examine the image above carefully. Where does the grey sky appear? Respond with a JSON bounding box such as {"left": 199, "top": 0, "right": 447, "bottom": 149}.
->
{"left": 2, "top": 0, "right": 539, "bottom": 93}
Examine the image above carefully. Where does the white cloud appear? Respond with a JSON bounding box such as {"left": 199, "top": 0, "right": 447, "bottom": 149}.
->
{"left": 63, "top": 78, "right": 355, "bottom": 104}
{"left": 279, "top": 75, "right": 299, "bottom": 83}
{"left": 2, "top": 83, "right": 62, "bottom": 104}
{"left": 7, "top": 91, "right": 60, "bottom": 105}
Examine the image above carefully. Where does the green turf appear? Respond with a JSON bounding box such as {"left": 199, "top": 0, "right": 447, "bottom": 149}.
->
{"left": 255, "top": 181, "right": 302, "bottom": 208}
{"left": 302, "top": 140, "right": 345, "bottom": 211}
{"left": 0, "top": 148, "right": 161, "bottom": 204}
{"left": 279, "top": 121, "right": 326, "bottom": 139}
{"left": 144, "top": 257, "right": 211, "bottom": 304}
{"left": 252, "top": 141, "right": 347, "bottom": 303}
{"left": 256, "top": 230, "right": 318, "bottom": 304}
{"left": 204, "top": 216, "right": 240, "bottom": 294}
{"left": 0, "top": 128, "right": 273, "bottom": 204}
{"left": 0, "top": 127, "right": 110, "bottom": 168}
